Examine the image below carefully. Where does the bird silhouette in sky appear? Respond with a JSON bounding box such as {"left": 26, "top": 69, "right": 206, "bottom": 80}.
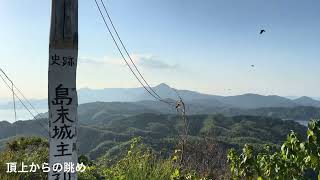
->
{"left": 251, "top": 64, "right": 255, "bottom": 67}
{"left": 260, "top": 29, "right": 266, "bottom": 34}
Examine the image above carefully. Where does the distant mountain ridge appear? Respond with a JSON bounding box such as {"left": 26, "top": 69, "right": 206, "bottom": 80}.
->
{"left": 293, "top": 96, "right": 320, "bottom": 107}
{"left": 1, "top": 83, "right": 320, "bottom": 109}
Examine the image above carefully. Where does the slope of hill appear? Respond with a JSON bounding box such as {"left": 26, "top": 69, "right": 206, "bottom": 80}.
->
{"left": 79, "top": 83, "right": 223, "bottom": 103}
{"left": 78, "top": 83, "right": 320, "bottom": 109}
{"left": 33, "top": 101, "right": 320, "bottom": 124}
{"left": 0, "top": 113, "right": 307, "bottom": 160}
{"left": 219, "top": 94, "right": 297, "bottom": 109}
{"left": 77, "top": 101, "right": 320, "bottom": 123}
{"left": 293, "top": 96, "right": 320, "bottom": 107}
{"left": 0, "top": 118, "right": 131, "bottom": 155}
{"left": 227, "top": 106, "right": 320, "bottom": 121}
{"left": 78, "top": 101, "right": 320, "bottom": 122}
{"left": 78, "top": 102, "right": 160, "bottom": 125}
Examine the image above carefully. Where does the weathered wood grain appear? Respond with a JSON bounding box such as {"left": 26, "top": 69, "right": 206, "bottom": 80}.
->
{"left": 49, "top": 0, "right": 78, "bottom": 49}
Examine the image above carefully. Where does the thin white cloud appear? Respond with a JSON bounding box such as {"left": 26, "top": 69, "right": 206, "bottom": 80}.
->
{"left": 78, "top": 56, "right": 119, "bottom": 65}
{"left": 136, "top": 55, "right": 179, "bottom": 69}
{"left": 79, "top": 54, "right": 179, "bottom": 69}
{"left": 78, "top": 57, "right": 106, "bottom": 65}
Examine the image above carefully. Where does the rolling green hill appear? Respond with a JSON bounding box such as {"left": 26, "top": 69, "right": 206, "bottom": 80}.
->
{"left": 0, "top": 113, "right": 307, "bottom": 161}
{"left": 29, "top": 101, "right": 320, "bottom": 125}
{"left": 77, "top": 101, "right": 320, "bottom": 122}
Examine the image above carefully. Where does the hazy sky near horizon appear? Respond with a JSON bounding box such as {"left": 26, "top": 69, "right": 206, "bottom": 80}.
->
{"left": 0, "top": 0, "right": 320, "bottom": 99}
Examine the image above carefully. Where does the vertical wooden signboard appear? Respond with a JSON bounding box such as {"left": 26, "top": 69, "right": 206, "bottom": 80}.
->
{"left": 48, "top": 0, "right": 78, "bottom": 179}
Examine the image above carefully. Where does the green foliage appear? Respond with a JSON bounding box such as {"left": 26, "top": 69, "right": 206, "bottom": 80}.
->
{"left": 0, "top": 136, "right": 202, "bottom": 180}
{"left": 79, "top": 137, "right": 203, "bottom": 180}
{"left": 227, "top": 119, "right": 320, "bottom": 180}
{"left": 0, "top": 113, "right": 310, "bottom": 179}
{"left": 83, "top": 137, "right": 176, "bottom": 180}
{"left": 0, "top": 114, "right": 307, "bottom": 161}
{"left": 239, "top": 106, "right": 320, "bottom": 121}
{"left": 0, "top": 137, "right": 48, "bottom": 180}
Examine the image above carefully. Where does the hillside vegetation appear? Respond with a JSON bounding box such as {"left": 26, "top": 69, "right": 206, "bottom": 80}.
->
{"left": 0, "top": 119, "right": 317, "bottom": 179}
{"left": 228, "top": 119, "right": 320, "bottom": 179}
{"left": 0, "top": 113, "right": 306, "bottom": 159}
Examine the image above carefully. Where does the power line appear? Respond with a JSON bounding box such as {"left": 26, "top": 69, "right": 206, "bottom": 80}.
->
{"left": 10, "top": 79, "right": 17, "bottom": 124}
{"left": 2, "top": 71, "right": 18, "bottom": 138}
{"left": 100, "top": 0, "right": 181, "bottom": 106}
{"left": 0, "top": 69, "right": 49, "bottom": 138}
{"left": 0, "top": 73, "right": 48, "bottom": 137}
{"left": 0, "top": 70, "right": 48, "bottom": 137}
{"left": 93, "top": 0, "right": 175, "bottom": 107}
{"left": 100, "top": 0, "right": 165, "bottom": 101}
{"left": 93, "top": 1, "right": 189, "bottom": 143}
{"left": 93, "top": 0, "right": 167, "bottom": 104}
{"left": 11, "top": 83, "right": 17, "bottom": 138}
{"left": 0, "top": 68, "right": 48, "bottom": 120}
{"left": 0, "top": 69, "right": 17, "bottom": 123}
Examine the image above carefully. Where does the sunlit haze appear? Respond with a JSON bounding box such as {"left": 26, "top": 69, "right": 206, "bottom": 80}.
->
{"left": 1, "top": 0, "right": 320, "bottom": 99}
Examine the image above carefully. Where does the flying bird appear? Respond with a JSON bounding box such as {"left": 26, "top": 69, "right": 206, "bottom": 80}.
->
{"left": 251, "top": 64, "right": 255, "bottom": 67}
{"left": 260, "top": 29, "right": 266, "bottom": 34}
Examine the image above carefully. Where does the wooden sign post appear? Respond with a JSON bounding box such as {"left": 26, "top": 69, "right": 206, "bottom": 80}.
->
{"left": 48, "top": 0, "right": 78, "bottom": 179}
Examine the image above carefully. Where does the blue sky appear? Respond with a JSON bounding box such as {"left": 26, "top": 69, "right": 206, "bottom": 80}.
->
{"left": 0, "top": 0, "right": 320, "bottom": 99}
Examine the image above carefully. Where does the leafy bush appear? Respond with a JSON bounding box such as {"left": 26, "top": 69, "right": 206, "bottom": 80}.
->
{"left": 227, "top": 119, "right": 320, "bottom": 180}
{"left": 79, "top": 137, "right": 203, "bottom": 180}
{"left": 0, "top": 137, "right": 48, "bottom": 180}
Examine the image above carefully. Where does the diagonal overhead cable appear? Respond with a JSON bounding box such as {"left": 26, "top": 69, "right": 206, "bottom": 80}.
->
{"left": 94, "top": 1, "right": 190, "bottom": 151}
{"left": 0, "top": 69, "right": 48, "bottom": 137}
{"left": 93, "top": 0, "right": 176, "bottom": 107}
{"left": 93, "top": 1, "right": 189, "bottom": 140}
{"left": 0, "top": 73, "right": 48, "bottom": 137}
{"left": 0, "top": 68, "right": 48, "bottom": 121}
{"left": 99, "top": 0, "right": 165, "bottom": 101}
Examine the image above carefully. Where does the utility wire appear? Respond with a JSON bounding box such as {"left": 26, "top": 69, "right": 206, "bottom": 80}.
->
{"left": 0, "top": 70, "right": 49, "bottom": 138}
{"left": 93, "top": 2, "right": 189, "bottom": 144}
{"left": 93, "top": 0, "right": 167, "bottom": 104}
{"left": 100, "top": 0, "right": 167, "bottom": 102}
{"left": 0, "top": 69, "right": 17, "bottom": 123}
{"left": 100, "top": 0, "right": 181, "bottom": 106}
{"left": 94, "top": 0, "right": 189, "bottom": 139}
{"left": 93, "top": 0, "right": 175, "bottom": 107}
{"left": 11, "top": 83, "right": 17, "bottom": 138}
{"left": 0, "top": 71, "right": 48, "bottom": 137}
{"left": 0, "top": 68, "right": 48, "bottom": 120}
{"left": 10, "top": 80, "right": 17, "bottom": 123}
{"left": 0, "top": 73, "right": 48, "bottom": 137}
{"left": 3, "top": 72, "right": 18, "bottom": 138}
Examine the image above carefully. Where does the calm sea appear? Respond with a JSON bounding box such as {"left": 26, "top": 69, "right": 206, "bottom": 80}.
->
{"left": 0, "top": 109, "right": 48, "bottom": 123}
{"left": 294, "top": 120, "right": 308, "bottom": 127}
